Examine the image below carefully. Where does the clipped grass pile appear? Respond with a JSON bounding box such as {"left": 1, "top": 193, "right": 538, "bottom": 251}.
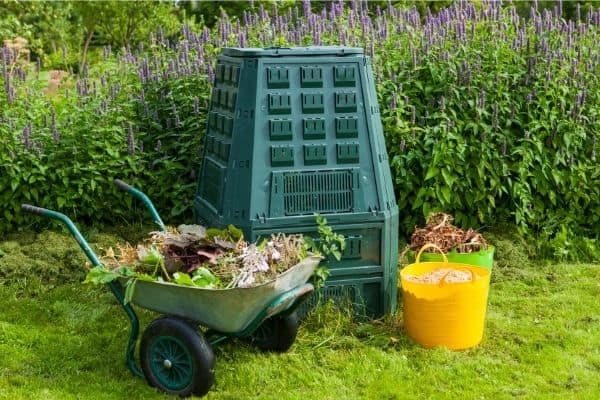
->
{"left": 0, "top": 230, "right": 121, "bottom": 295}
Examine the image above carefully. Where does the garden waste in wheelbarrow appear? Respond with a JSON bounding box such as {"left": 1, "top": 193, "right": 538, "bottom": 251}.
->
{"left": 22, "top": 179, "right": 322, "bottom": 397}
{"left": 124, "top": 255, "right": 320, "bottom": 333}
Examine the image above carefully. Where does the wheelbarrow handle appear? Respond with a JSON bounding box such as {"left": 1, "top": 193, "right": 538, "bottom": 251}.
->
{"left": 21, "top": 204, "right": 48, "bottom": 216}
{"left": 21, "top": 203, "right": 143, "bottom": 378}
{"left": 114, "top": 179, "right": 132, "bottom": 192}
{"left": 113, "top": 178, "right": 166, "bottom": 231}
{"left": 21, "top": 203, "right": 102, "bottom": 267}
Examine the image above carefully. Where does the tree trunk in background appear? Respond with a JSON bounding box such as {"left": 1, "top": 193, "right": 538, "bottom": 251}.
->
{"left": 80, "top": 29, "right": 94, "bottom": 74}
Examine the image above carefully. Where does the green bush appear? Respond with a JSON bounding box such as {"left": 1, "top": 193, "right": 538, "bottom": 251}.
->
{"left": 1, "top": 1, "right": 599, "bottom": 260}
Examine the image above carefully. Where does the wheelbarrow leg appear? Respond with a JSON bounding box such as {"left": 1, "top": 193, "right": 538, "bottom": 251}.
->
{"left": 22, "top": 204, "right": 144, "bottom": 378}
{"left": 107, "top": 281, "right": 144, "bottom": 378}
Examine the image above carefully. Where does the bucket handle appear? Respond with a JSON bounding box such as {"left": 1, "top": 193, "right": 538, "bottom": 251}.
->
{"left": 439, "top": 266, "right": 476, "bottom": 287}
{"left": 415, "top": 244, "right": 448, "bottom": 264}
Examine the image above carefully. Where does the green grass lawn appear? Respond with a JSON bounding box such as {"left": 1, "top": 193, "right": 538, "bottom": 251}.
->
{"left": 0, "top": 230, "right": 599, "bottom": 399}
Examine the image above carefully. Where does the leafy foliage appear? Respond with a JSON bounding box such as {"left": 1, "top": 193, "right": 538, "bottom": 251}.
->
{"left": 305, "top": 214, "right": 347, "bottom": 262}
{"left": 371, "top": 3, "right": 600, "bottom": 239}
{"left": 1, "top": 1, "right": 599, "bottom": 258}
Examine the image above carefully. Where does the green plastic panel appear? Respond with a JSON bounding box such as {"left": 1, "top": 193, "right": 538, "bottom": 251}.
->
{"left": 216, "top": 64, "right": 225, "bottom": 83}
{"left": 253, "top": 222, "right": 397, "bottom": 318}
{"left": 337, "top": 142, "right": 360, "bottom": 163}
{"left": 219, "top": 89, "right": 228, "bottom": 108}
{"left": 231, "top": 66, "right": 240, "bottom": 84}
{"left": 195, "top": 47, "right": 399, "bottom": 318}
{"left": 334, "top": 65, "right": 357, "bottom": 87}
{"left": 335, "top": 91, "right": 357, "bottom": 112}
{"left": 268, "top": 93, "right": 291, "bottom": 114}
{"left": 336, "top": 116, "right": 359, "bottom": 138}
{"left": 223, "top": 116, "right": 233, "bottom": 137}
{"left": 267, "top": 67, "right": 290, "bottom": 88}
{"left": 301, "top": 66, "right": 323, "bottom": 87}
{"left": 227, "top": 92, "right": 237, "bottom": 111}
{"left": 302, "top": 93, "right": 324, "bottom": 113}
{"left": 303, "top": 118, "right": 326, "bottom": 139}
{"left": 271, "top": 145, "right": 294, "bottom": 167}
{"left": 269, "top": 119, "right": 293, "bottom": 141}
{"left": 269, "top": 169, "right": 360, "bottom": 217}
{"left": 200, "top": 159, "right": 224, "bottom": 212}
{"left": 209, "top": 111, "right": 217, "bottom": 128}
{"left": 221, "top": 46, "right": 363, "bottom": 57}
{"left": 303, "top": 144, "right": 327, "bottom": 165}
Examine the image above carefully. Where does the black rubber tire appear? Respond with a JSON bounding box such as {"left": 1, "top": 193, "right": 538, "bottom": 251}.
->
{"left": 140, "top": 316, "right": 215, "bottom": 397}
{"left": 250, "top": 312, "right": 300, "bottom": 352}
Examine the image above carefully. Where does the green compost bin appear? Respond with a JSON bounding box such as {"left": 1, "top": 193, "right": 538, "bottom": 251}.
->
{"left": 194, "top": 47, "right": 399, "bottom": 317}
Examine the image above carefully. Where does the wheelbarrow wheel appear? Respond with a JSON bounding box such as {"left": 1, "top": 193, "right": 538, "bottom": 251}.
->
{"left": 140, "top": 316, "right": 214, "bottom": 397}
{"left": 250, "top": 312, "right": 299, "bottom": 352}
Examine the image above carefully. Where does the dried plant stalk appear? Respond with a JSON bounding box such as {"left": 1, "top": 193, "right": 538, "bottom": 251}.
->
{"left": 410, "top": 213, "right": 488, "bottom": 253}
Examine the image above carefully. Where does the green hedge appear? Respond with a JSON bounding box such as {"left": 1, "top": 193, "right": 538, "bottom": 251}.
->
{"left": 1, "top": 1, "right": 599, "bottom": 246}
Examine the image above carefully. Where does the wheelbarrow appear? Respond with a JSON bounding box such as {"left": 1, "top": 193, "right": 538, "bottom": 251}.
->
{"left": 21, "top": 179, "right": 321, "bottom": 397}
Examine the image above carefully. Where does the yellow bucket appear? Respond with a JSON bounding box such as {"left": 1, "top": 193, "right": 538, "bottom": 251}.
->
{"left": 400, "top": 244, "right": 491, "bottom": 350}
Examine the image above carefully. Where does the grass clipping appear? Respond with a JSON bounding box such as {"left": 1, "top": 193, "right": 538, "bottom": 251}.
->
{"left": 86, "top": 224, "right": 308, "bottom": 291}
{"left": 409, "top": 213, "right": 488, "bottom": 253}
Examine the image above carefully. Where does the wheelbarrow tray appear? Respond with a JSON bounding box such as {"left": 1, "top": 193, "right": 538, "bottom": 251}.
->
{"left": 121, "top": 255, "right": 321, "bottom": 333}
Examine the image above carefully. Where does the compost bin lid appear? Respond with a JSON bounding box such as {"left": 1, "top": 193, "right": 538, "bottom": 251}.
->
{"left": 221, "top": 46, "right": 364, "bottom": 57}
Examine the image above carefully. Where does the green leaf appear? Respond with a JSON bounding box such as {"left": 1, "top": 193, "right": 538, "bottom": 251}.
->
{"left": 441, "top": 168, "right": 455, "bottom": 188}
{"left": 425, "top": 166, "right": 439, "bottom": 181}
{"left": 124, "top": 279, "right": 137, "bottom": 304}
{"left": 173, "top": 272, "right": 195, "bottom": 286}
{"left": 84, "top": 266, "right": 119, "bottom": 285}
{"left": 440, "top": 187, "right": 451, "bottom": 204}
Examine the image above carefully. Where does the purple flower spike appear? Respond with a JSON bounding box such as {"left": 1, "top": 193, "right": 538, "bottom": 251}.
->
{"left": 52, "top": 126, "right": 60, "bottom": 142}
{"left": 389, "top": 93, "right": 397, "bottom": 110}
{"left": 492, "top": 102, "right": 499, "bottom": 130}
{"left": 21, "top": 123, "right": 33, "bottom": 149}
{"left": 207, "top": 64, "right": 214, "bottom": 84}
{"left": 478, "top": 88, "right": 486, "bottom": 109}
{"left": 127, "top": 124, "right": 135, "bottom": 155}
{"left": 526, "top": 92, "right": 533, "bottom": 103}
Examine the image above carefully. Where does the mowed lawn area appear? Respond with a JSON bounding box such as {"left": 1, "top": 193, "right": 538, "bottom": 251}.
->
{"left": 0, "top": 230, "right": 599, "bottom": 399}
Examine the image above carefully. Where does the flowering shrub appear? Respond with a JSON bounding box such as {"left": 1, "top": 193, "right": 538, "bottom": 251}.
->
{"left": 1, "top": 1, "right": 599, "bottom": 244}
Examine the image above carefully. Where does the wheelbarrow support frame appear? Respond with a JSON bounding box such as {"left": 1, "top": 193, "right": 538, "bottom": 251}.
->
{"left": 22, "top": 179, "right": 316, "bottom": 395}
{"left": 21, "top": 204, "right": 144, "bottom": 378}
